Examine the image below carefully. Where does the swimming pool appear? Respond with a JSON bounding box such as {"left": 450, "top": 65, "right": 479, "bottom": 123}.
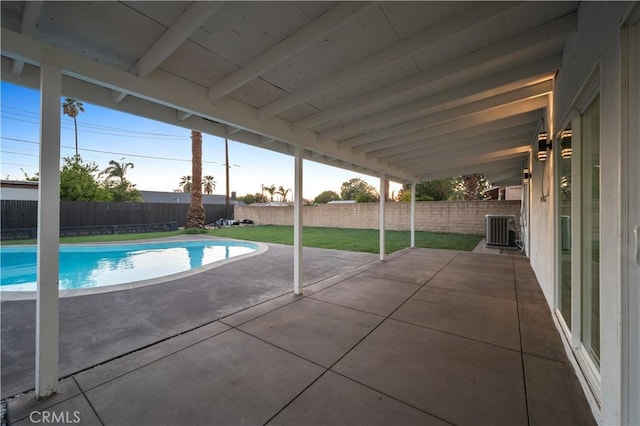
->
{"left": 0, "top": 239, "right": 260, "bottom": 292}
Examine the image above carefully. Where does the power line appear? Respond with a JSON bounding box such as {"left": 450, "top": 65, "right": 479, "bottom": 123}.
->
{"left": 1, "top": 161, "right": 33, "bottom": 167}
{"left": 2, "top": 106, "right": 194, "bottom": 138}
{"left": 1, "top": 116, "right": 188, "bottom": 141}
{"left": 1, "top": 136, "right": 223, "bottom": 165}
{"left": 1, "top": 150, "right": 38, "bottom": 157}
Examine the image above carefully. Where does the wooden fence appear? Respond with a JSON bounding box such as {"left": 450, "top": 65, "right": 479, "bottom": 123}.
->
{"left": 1, "top": 200, "right": 233, "bottom": 233}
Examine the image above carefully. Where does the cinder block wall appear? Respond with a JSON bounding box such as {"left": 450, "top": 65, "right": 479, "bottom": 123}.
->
{"left": 235, "top": 201, "right": 521, "bottom": 236}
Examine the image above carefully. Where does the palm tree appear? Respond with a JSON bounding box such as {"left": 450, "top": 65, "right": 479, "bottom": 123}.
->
{"left": 277, "top": 186, "right": 291, "bottom": 202}
{"left": 102, "top": 158, "right": 134, "bottom": 185}
{"left": 179, "top": 175, "right": 192, "bottom": 193}
{"left": 265, "top": 184, "right": 276, "bottom": 201}
{"left": 62, "top": 98, "right": 85, "bottom": 157}
{"left": 185, "top": 130, "right": 205, "bottom": 229}
{"left": 202, "top": 175, "right": 216, "bottom": 195}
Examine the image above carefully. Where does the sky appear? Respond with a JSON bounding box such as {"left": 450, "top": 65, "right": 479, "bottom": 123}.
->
{"left": 0, "top": 81, "right": 402, "bottom": 201}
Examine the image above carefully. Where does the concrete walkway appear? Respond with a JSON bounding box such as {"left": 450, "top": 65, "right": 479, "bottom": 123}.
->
{"left": 3, "top": 245, "right": 595, "bottom": 425}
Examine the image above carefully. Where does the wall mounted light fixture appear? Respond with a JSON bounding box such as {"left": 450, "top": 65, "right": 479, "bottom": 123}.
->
{"left": 523, "top": 168, "right": 531, "bottom": 183}
{"left": 560, "top": 129, "right": 572, "bottom": 159}
{"left": 537, "top": 132, "right": 552, "bottom": 162}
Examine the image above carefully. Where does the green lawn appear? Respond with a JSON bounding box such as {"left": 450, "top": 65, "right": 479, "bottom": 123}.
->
{"left": 210, "top": 225, "right": 481, "bottom": 253}
{"left": 1, "top": 226, "right": 482, "bottom": 254}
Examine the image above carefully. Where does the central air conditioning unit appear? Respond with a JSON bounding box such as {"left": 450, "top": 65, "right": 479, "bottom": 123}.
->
{"left": 485, "top": 215, "right": 516, "bottom": 247}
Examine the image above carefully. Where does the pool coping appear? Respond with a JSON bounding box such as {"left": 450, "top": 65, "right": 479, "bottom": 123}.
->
{"left": 0, "top": 235, "right": 269, "bottom": 301}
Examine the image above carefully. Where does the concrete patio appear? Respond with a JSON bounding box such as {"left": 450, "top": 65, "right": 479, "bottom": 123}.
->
{"left": 3, "top": 245, "right": 595, "bottom": 425}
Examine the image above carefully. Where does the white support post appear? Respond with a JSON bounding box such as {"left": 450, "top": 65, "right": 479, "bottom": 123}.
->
{"left": 36, "top": 64, "right": 62, "bottom": 398}
{"left": 379, "top": 173, "right": 386, "bottom": 261}
{"left": 410, "top": 181, "right": 416, "bottom": 248}
{"left": 293, "top": 144, "right": 303, "bottom": 295}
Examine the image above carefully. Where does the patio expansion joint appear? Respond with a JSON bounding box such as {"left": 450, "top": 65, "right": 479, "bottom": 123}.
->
{"left": 387, "top": 316, "right": 524, "bottom": 355}
{"left": 74, "top": 326, "right": 235, "bottom": 394}
{"left": 521, "top": 350, "right": 572, "bottom": 366}
{"left": 219, "top": 259, "right": 385, "bottom": 328}
{"left": 512, "top": 255, "right": 532, "bottom": 426}
{"left": 71, "top": 376, "right": 104, "bottom": 426}
{"left": 422, "top": 282, "right": 519, "bottom": 303}
{"left": 50, "top": 322, "right": 234, "bottom": 397}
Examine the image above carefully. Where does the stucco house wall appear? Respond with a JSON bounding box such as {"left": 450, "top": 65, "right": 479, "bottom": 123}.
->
{"left": 527, "top": 3, "right": 635, "bottom": 423}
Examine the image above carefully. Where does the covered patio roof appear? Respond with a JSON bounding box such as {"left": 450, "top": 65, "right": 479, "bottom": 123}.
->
{"left": 1, "top": 1, "right": 577, "bottom": 185}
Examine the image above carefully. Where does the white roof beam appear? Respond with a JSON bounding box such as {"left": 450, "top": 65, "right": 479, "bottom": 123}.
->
{"left": 350, "top": 99, "right": 546, "bottom": 155}
{"left": 419, "top": 162, "right": 520, "bottom": 182}
{"left": 486, "top": 170, "right": 523, "bottom": 185}
{"left": 401, "top": 144, "right": 530, "bottom": 169}
{"left": 259, "top": 2, "right": 522, "bottom": 118}
{"left": 11, "top": 1, "right": 42, "bottom": 77}
{"left": 347, "top": 83, "right": 551, "bottom": 151}
{"left": 362, "top": 112, "right": 540, "bottom": 160}
{"left": 176, "top": 110, "right": 192, "bottom": 121}
{"left": 414, "top": 155, "right": 526, "bottom": 180}
{"left": 375, "top": 122, "right": 535, "bottom": 162}
{"left": 372, "top": 115, "right": 539, "bottom": 160}
{"left": 320, "top": 56, "right": 560, "bottom": 142}
{"left": 292, "top": 13, "right": 576, "bottom": 131}
{"left": 207, "top": 2, "right": 373, "bottom": 102}
{"left": 112, "top": 1, "right": 225, "bottom": 104}
{"left": 383, "top": 131, "right": 532, "bottom": 167}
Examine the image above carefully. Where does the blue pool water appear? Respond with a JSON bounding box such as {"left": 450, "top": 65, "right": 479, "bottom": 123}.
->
{"left": 0, "top": 240, "right": 258, "bottom": 291}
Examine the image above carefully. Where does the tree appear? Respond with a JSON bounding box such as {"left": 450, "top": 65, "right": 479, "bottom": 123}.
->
{"left": 313, "top": 190, "right": 341, "bottom": 204}
{"left": 355, "top": 191, "right": 378, "bottom": 202}
{"left": 107, "top": 182, "right": 143, "bottom": 202}
{"left": 185, "top": 130, "right": 205, "bottom": 229}
{"left": 277, "top": 185, "right": 291, "bottom": 202}
{"left": 237, "top": 193, "right": 266, "bottom": 204}
{"left": 102, "top": 158, "right": 134, "bottom": 185}
{"left": 179, "top": 175, "right": 192, "bottom": 193}
{"left": 101, "top": 158, "right": 141, "bottom": 202}
{"left": 265, "top": 184, "right": 276, "bottom": 201}
{"left": 459, "top": 174, "right": 489, "bottom": 201}
{"left": 202, "top": 175, "right": 216, "bottom": 195}
{"left": 340, "top": 178, "right": 378, "bottom": 202}
{"left": 20, "top": 168, "right": 39, "bottom": 181}
{"left": 400, "top": 178, "right": 459, "bottom": 201}
{"left": 60, "top": 155, "right": 111, "bottom": 201}
{"left": 62, "top": 98, "right": 85, "bottom": 157}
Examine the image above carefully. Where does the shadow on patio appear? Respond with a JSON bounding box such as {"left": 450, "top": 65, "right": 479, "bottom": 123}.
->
{"left": 5, "top": 247, "right": 595, "bottom": 425}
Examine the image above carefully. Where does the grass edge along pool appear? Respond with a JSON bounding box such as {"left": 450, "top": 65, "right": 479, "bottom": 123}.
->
{"left": 1, "top": 240, "right": 261, "bottom": 293}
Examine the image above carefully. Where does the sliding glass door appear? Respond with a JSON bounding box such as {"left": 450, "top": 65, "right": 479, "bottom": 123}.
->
{"left": 581, "top": 95, "right": 601, "bottom": 368}
{"left": 556, "top": 92, "right": 601, "bottom": 392}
